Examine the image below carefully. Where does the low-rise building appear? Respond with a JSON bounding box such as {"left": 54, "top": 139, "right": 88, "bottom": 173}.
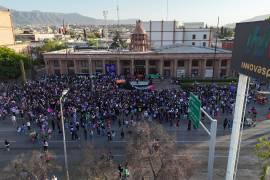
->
{"left": 43, "top": 20, "right": 232, "bottom": 79}
{"left": 143, "top": 21, "right": 213, "bottom": 48}
{"left": 0, "top": 9, "right": 15, "bottom": 46}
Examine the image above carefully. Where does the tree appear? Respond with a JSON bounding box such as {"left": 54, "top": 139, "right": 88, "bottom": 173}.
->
{"left": 126, "top": 121, "right": 198, "bottom": 180}
{"left": 41, "top": 40, "right": 66, "bottom": 52}
{"left": 255, "top": 138, "right": 270, "bottom": 180}
{"left": 110, "top": 31, "right": 128, "bottom": 49}
{"left": 87, "top": 30, "right": 101, "bottom": 39}
{"left": 2, "top": 151, "right": 61, "bottom": 180}
{"left": 78, "top": 144, "right": 118, "bottom": 180}
{"left": 88, "top": 38, "right": 98, "bottom": 47}
{"left": 218, "top": 27, "right": 234, "bottom": 39}
{"left": 266, "top": 16, "right": 270, "bottom": 21}
{"left": 0, "top": 47, "right": 29, "bottom": 79}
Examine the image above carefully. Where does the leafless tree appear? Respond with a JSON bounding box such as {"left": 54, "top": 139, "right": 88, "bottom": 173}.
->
{"left": 126, "top": 121, "right": 198, "bottom": 180}
{"left": 78, "top": 144, "right": 118, "bottom": 180}
{"left": 2, "top": 150, "right": 61, "bottom": 180}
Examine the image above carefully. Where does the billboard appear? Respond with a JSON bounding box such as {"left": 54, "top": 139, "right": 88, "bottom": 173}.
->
{"left": 176, "top": 69, "right": 185, "bottom": 78}
{"left": 231, "top": 20, "right": 270, "bottom": 80}
{"left": 205, "top": 69, "right": 213, "bottom": 78}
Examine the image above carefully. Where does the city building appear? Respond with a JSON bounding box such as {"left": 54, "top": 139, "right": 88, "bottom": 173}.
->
{"left": 0, "top": 9, "right": 15, "bottom": 46}
{"left": 221, "top": 39, "right": 234, "bottom": 50}
{"left": 130, "top": 20, "right": 150, "bottom": 52}
{"left": 143, "top": 21, "right": 213, "bottom": 48}
{"left": 44, "top": 45, "right": 232, "bottom": 78}
{"left": 0, "top": 9, "right": 29, "bottom": 53}
{"left": 43, "top": 20, "right": 232, "bottom": 79}
{"left": 15, "top": 30, "right": 69, "bottom": 43}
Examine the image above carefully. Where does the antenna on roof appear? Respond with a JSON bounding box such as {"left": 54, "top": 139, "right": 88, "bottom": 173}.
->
{"left": 103, "top": 10, "right": 109, "bottom": 49}
{"left": 166, "top": 0, "right": 169, "bottom": 21}
{"left": 117, "top": 0, "right": 120, "bottom": 28}
{"left": 212, "top": 16, "right": 220, "bottom": 80}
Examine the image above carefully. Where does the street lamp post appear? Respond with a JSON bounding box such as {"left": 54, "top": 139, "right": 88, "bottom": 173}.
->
{"left": 60, "top": 89, "right": 70, "bottom": 180}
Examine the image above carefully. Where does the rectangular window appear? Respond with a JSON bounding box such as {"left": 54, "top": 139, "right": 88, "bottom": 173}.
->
{"left": 149, "top": 68, "right": 158, "bottom": 74}
{"left": 164, "top": 61, "right": 171, "bottom": 67}
{"left": 203, "top": 42, "right": 206, "bottom": 47}
{"left": 54, "top": 69, "right": 60, "bottom": 75}
{"left": 192, "top": 42, "right": 195, "bottom": 46}
{"left": 177, "top": 61, "right": 185, "bottom": 67}
{"left": 192, "top": 34, "right": 196, "bottom": 40}
{"left": 95, "top": 61, "right": 102, "bottom": 67}
{"left": 122, "top": 61, "right": 130, "bottom": 66}
{"left": 191, "top": 69, "right": 199, "bottom": 77}
{"left": 67, "top": 61, "right": 74, "bottom": 67}
{"left": 203, "top": 34, "right": 207, "bottom": 39}
{"left": 134, "top": 60, "right": 145, "bottom": 66}
{"left": 206, "top": 60, "right": 213, "bottom": 66}
{"left": 67, "top": 69, "right": 75, "bottom": 74}
{"left": 80, "top": 60, "right": 88, "bottom": 67}
{"left": 53, "top": 60, "right": 59, "bottom": 67}
{"left": 149, "top": 60, "right": 156, "bottom": 66}
{"left": 192, "top": 60, "right": 199, "bottom": 67}
{"left": 221, "top": 60, "right": 227, "bottom": 67}
{"left": 81, "top": 69, "right": 89, "bottom": 74}
{"left": 220, "top": 69, "right": 227, "bottom": 77}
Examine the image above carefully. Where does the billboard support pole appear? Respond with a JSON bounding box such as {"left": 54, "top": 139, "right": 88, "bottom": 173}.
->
{"left": 226, "top": 74, "right": 249, "bottom": 180}
{"left": 200, "top": 108, "right": 217, "bottom": 180}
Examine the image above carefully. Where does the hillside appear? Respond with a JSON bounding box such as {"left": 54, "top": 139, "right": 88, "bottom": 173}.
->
{"left": 0, "top": 6, "right": 136, "bottom": 26}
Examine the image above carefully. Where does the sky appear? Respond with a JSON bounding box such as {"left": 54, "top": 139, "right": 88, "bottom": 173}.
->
{"left": 0, "top": 0, "right": 270, "bottom": 26}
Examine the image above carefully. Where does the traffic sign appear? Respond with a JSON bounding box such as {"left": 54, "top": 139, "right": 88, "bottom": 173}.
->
{"left": 188, "top": 92, "right": 201, "bottom": 128}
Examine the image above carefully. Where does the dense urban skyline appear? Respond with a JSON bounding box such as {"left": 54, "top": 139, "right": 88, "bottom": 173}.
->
{"left": 1, "top": 0, "right": 270, "bottom": 26}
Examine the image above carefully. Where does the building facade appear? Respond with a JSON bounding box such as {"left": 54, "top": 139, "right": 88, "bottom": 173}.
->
{"left": 44, "top": 20, "right": 232, "bottom": 79}
{"left": 44, "top": 45, "right": 232, "bottom": 79}
{"left": 0, "top": 10, "right": 15, "bottom": 46}
{"left": 143, "top": 21, "right": 213, "bottom": 48}
{"left": 130, "top": 20, "right": 150, "bottom": 52}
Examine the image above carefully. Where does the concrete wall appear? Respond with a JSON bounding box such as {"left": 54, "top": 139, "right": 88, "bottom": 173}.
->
{"left": 143, "top": 20, "right": 212, "bottom": 48}
{"left": 0, "top": 10, "right": 14, "bottom": 46}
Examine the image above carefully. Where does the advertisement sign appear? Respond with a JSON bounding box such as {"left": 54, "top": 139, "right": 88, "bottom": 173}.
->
{"left": 205, "top": 69, "right": 213, "bottom": 78}
{"left": 231, "top": 21, "right": 270, "bottom": 80}
{"left": 176, "top": 69, "right": 185, "bottom": 78}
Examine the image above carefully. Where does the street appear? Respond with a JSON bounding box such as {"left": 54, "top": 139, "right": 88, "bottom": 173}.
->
{"left": 0, "top": 109, "right": 269, "bottom": 179}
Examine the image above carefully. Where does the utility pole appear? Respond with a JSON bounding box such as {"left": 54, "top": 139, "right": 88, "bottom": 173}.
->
{"left": 212, "top": 17, "right": 219, "bottom": 80}
{"left": 103, "top": 10, "right": 109, "bottom": 49}
{"left": 166, "top": 0, "right": 169, "bottom": 21}
{"left": 116, "top": 0, "right": 120, "bottom": 28}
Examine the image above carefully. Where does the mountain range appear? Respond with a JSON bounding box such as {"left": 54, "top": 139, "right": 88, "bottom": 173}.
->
{"left": 224, "top": 14, "right": 270, "bottom": 28}
{"left": 0, "top": 5, "right": 269, "bottom": 27}
{"left": 0, "top": 6, "right": 136, "bottom": 26}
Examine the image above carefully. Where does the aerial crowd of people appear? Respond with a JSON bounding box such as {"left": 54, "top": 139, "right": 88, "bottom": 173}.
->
{"left": 0, "top": 74, "right": 260, "bottom": 149}
{"left": 0, "top": 74, "right": 265, "bottom": 179}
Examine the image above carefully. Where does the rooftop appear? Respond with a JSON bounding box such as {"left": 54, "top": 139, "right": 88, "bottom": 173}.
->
{"left": 44, "top": 44, "right": 231, "bottom": 55}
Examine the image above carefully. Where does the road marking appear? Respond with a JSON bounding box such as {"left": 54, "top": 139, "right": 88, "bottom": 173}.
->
{"left": 51, "top": 154, "right": 248, "bottom": 159}
{"left": 49, "top": 140, "right": 81, "bottom": 143}
{"left": 111, "top": 140, "right": 258, "bottom": 143}
{"left": 0, "top": 140, "right": 16, "bottom": 143}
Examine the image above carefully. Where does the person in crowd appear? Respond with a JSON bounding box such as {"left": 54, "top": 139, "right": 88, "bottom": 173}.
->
{"left": 43, "top": 139, "right": 49, "bottom": 152}
{"left": 4, "top": 139, "right": 10, "bottom": 151}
